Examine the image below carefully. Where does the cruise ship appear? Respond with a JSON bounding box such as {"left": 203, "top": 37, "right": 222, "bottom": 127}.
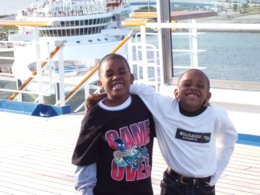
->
{"left": 6, "top": 0, "right": 132, "bottom": 80}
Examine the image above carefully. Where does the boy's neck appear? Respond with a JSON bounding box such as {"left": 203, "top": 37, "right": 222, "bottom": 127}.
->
{"left": 102, "top": 95, "right": 131, "bottom": 107}
{"left": 179, "top": 104, "right": 207, "bottom": 117}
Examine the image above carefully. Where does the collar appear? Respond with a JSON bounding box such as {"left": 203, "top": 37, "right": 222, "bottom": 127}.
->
{"left": 98, "top": 95, "right": 132, "bottom": 111}
{"left": 179, "top": 103, "right": 208, "bottom": 117}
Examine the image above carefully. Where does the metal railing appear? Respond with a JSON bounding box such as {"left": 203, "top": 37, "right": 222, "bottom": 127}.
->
{"left": 0, "top": 32, "right": 135, "bottom": 113}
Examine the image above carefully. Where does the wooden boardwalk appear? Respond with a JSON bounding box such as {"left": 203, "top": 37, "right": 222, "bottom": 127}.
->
{"left": 0, "top": 111, "right": 259, "bottom": 195}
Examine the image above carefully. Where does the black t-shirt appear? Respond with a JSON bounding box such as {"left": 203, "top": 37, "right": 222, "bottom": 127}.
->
{"left": 72, "top": 94, "right": 156, "bottom": 195}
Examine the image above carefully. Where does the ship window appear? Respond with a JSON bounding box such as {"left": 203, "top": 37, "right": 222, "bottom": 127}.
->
{"left": 80, "top": 28, "right": 84, "bottom": 35}
{"left": 75, "top": 29, "right": 80, "bottom": 35}
{"left": 49, "top": 30, "right": 53, "bottom": 37}
{"left": 93, "top": 19, "right": 96, "bottom": 25}
{"left": 76, "top": 41, "right": 80, "bottom": 44}
{"left": 56, "top": 30, "right": 59, "bottom": 37}
{"left": 70, "top": 21, "right": 75, "bottom": 26}
{"left": 75, "top": 20, "right": 79, "bottom": 26}
{"left": 42, "top": 30, "right": 47, "bottom": 37}
{"left": 104, "top": 38, "right": 108, "bottom": 41}
{"left": 85, "top": 20, "right": 88, "bottom": 25}
{"left": 89, "top": 20, "right": 93, "bottom": 25}
{"left": 71, "top": 29, "right": 75, "bottom": 36}
{"left": 65, "top": 21, "right": 70, "bottom": 26}
{"left": 62, "top": 29, "right": 66, "bottom": 36}
{"left": 88, "top": 40, "right": 93, "bottom": 42}
{"left": 80, "top": 20, "right": 84, "bottom": 25}
{"left": 88, "top": 28, "right": 92, "bottom": 34}
{"left": 58, "top": 30, "right": 62, "bottom": 36}
{"left": 66, "top": 29, "right": 71, "bottom": 36}
{"left": 43, "top": 31, "right": 47, "bottom": 37}
{"left": 97, "top": 39, "right": 101, "bottom": 41}
{"left": 97, "top": 26, "right": 101, "bottom": 33}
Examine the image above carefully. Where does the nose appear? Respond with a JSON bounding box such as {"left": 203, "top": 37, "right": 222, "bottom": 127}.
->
{"left": 189, "top": 85, "right": 198, "bottom": 90}
{"left": 112, "top": 73, "right": 121, "bottom": 80}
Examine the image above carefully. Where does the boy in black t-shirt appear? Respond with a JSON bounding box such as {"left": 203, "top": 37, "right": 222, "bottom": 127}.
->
{"left": 72, "top": 54, "right": 156, "bottom": 195}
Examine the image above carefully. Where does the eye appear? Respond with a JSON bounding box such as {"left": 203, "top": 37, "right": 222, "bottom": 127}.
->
{"left": 119, "top": 70, "right": 127, "bottom": 75}
{"left": 197, "top": 84, "right": 205, "bottom": 89}
{"left": 105, "top": 71, "right": 113, "bottom": 78}
{"left": 182, "top": 83, "right": 192, "bottom": 87}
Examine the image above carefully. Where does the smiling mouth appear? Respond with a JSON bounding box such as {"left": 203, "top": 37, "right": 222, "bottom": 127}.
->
{"left": 187, "top": 93, "right": 199, "bottom": 98}
{"left": 112, "top": 83, "right": 124, "bottom": 90}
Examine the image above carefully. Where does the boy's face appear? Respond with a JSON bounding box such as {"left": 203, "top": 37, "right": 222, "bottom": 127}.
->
{"left": 98, "top": 58, "right": 134, "bottom": 103}
{"left": 174, "top": 70, "right": 211, "bottom": 112}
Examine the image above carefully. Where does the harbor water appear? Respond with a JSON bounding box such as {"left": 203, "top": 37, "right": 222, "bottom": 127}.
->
{"left": 171, "top": 31, "right": 260, "bottom": 82}
{"left": 1, "top": 31, "right": 260, "bottom": 83}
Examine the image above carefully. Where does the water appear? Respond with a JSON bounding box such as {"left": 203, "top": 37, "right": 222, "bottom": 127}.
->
{"left": 171, "top": 31, "right": 260, "bottom": 82}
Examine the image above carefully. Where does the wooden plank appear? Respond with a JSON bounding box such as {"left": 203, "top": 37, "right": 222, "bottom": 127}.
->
{"left": 1, "top": 111, "right": 260, "bottom": 195}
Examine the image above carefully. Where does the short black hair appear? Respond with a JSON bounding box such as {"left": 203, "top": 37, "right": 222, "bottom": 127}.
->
{"left": 98, "top": 54, "right": 130, "bottom": 77}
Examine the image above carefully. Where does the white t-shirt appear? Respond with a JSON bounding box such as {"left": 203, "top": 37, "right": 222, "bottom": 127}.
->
{"left": 130, "top": 82, "right": 237, "bottom": 185}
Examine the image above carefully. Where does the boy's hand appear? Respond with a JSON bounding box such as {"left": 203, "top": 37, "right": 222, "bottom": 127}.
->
{"left": 85, "top": 93, "right": 107, "bottom": 110}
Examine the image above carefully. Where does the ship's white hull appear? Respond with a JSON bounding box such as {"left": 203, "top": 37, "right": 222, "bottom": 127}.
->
{"left": 12, "top": 35, "right": 129, "bottom": 80}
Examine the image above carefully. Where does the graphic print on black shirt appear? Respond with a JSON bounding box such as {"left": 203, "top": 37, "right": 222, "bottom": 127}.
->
{"left": 72, "top": 95, "right": 155, "bottom": 195}
{"left": 104, "top": 119, "right": 151, "bottom": 181}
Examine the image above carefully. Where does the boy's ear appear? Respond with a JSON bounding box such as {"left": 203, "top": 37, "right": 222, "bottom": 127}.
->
{"left": 174, "top": 88, "right": 178, "bottom": 98}
{"left": 203, "top": 92, "right": 211, "bottom": 106}
{"left": 98, "top": 80, "right": 104, "bottom": 90}
{"left": 130, "top": 73, "right": 134, "bottom": 84}
{"left": 206, "top": 91, "right": 212, "bottom": 102}
{"left": 207, "top": 91, "right": 211, "bottom": 99}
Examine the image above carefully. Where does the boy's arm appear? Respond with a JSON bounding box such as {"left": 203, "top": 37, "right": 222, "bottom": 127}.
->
{"left": 74, "top": 163, "right": 97, "bottom": 195}
{"left": 130, "top": 82, "right": 173, "bottom": 114}
{"left": 210, "top": 112, "right": 238, "bottom": 186}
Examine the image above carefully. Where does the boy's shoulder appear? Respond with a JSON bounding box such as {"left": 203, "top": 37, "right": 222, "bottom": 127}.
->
{"left": 207, "top": 105, "right": 229, "bottom": 119}
{"left": 130, "top": 93, "right": 141, "bottom": 100}
{"left": 208, "top": 105, "right": 227, "bottom": 113}
{"left": 131, "top": 93, "right": 148, "bottom": 104}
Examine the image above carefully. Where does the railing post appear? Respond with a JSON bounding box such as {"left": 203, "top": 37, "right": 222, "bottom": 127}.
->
{"left": 58, "top": 45, "right": 65, "bottom": 106}
{"left": 189, "top": 19, "right": 199, "bottom": 68}
{"left": 34, "top": 27, "right": 44, "bottom": 103}
{"left": 156, "top": 0, "right": 173, "bottom": 84}
{"left": 16, "top": 79, "right": 22, "bottom": 101}
{"left": 141, "top": 25, "right": 148, "bottom": 82}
